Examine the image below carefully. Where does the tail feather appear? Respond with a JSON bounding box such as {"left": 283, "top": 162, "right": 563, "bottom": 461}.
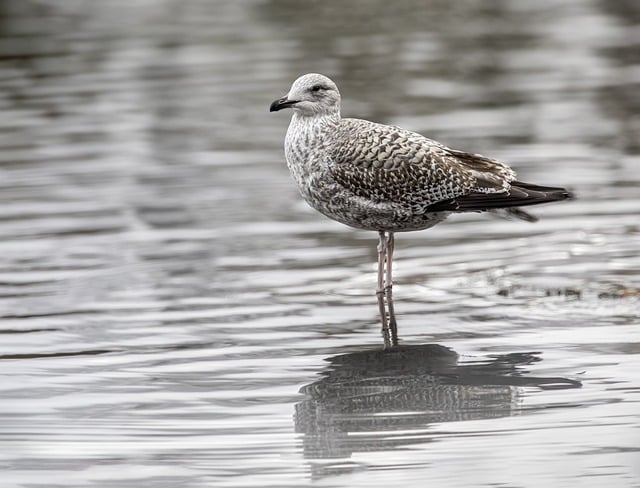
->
{"left": 491, "top": 207, "right": 540, "bottom": 223}
{"left": 428, "top": 181, "right": 574, "bottom": 220}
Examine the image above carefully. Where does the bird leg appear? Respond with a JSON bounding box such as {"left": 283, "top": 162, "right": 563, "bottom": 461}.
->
{"left": 377, "top": 231, "right": 398, "bottom": 348}
{"left": 385, "top": 232, "right": 398, "bottom": 346}
{"left": 376, "top": 231, "right": 390, "bottom": 347}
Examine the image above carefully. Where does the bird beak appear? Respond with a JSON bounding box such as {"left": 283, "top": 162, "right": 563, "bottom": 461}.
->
{"left": 270, "top": 96, "right": 298, "bottom": 112}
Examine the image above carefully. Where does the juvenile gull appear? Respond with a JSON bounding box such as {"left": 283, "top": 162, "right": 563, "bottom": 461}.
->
{"left": 270, "top": 73, "right": 572, "bottom": 347}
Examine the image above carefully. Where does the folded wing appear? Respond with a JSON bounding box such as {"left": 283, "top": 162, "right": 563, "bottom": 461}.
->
{"left": 329, "top": 118, "right": 517, "bottom": 212}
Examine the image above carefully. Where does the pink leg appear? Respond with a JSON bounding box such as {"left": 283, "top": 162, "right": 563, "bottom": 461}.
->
{"left": 385, "top": 232, "right": 398, "bottom": 346}
{"left": 376, "top": 231, "right": 391, "bottom": 348}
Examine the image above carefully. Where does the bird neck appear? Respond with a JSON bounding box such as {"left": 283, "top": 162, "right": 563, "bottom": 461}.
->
{"left": 291, "top": 111, "right": 341, "bottom": 130}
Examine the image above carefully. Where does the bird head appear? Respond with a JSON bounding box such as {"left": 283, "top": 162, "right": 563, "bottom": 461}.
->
{"left": 270, "top": 73, "right": 341, "bottom": 117}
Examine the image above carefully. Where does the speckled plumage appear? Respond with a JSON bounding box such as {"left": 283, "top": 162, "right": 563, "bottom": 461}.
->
{"left": 270, "top": 74, "right": 567, "bottom": 232}
{"left": 271, "top": 74, "right": 573, "bottom": 346}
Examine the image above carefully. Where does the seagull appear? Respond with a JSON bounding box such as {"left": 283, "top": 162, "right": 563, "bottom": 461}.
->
{"left": 270, "top": 73, "right": 572, "bottom": 347}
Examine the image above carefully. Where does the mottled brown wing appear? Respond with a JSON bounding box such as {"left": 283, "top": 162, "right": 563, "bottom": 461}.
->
{"left": 328, "top": 119, "right": 513, "bottom": 211}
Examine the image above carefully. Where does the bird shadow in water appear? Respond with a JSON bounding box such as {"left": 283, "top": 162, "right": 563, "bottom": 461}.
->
{"left": 295, "top": 344, "right": 581, "bottom": 470}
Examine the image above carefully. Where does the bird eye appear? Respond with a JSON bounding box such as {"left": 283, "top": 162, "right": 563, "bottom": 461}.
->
{"left": 310, "top": 84, "right": 323, "bottom": 92}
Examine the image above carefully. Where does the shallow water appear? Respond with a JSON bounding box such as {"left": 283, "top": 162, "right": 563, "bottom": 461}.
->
{"left": 0, "top": 1, "right": 639, "bottom": 487}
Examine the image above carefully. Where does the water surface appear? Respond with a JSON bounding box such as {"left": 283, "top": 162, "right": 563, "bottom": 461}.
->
{"left": 0, "top": 1, "right": 639, "bottom": 487}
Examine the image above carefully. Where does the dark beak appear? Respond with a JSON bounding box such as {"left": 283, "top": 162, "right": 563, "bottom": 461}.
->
{"left": 270, "top": 96, "right": 298, "bottom": 112}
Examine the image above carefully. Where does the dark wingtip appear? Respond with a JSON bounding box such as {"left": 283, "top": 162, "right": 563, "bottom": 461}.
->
{"left": 511, "top": 181, "right": 575, "bottom": 203}
{"left": 427, "top": 181, "right": 575, "bottom": 217}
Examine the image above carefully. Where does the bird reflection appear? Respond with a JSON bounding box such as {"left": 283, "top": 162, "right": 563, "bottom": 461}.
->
{"left": 295, "top": 344, "right": 581, "bottom": 465}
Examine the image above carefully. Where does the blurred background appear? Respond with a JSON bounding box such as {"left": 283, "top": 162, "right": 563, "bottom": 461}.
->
{"left": 0, "top": 1, "right": 638, "bottom": 487}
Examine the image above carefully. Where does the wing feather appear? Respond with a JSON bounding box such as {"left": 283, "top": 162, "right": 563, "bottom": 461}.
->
{"left": 328, "top": 118, "right": 516, "bottom": 213}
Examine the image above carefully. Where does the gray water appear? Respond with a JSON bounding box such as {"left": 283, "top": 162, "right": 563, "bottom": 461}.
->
{"left": 1, "top": 1, "right": 639, "bottom": 487}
